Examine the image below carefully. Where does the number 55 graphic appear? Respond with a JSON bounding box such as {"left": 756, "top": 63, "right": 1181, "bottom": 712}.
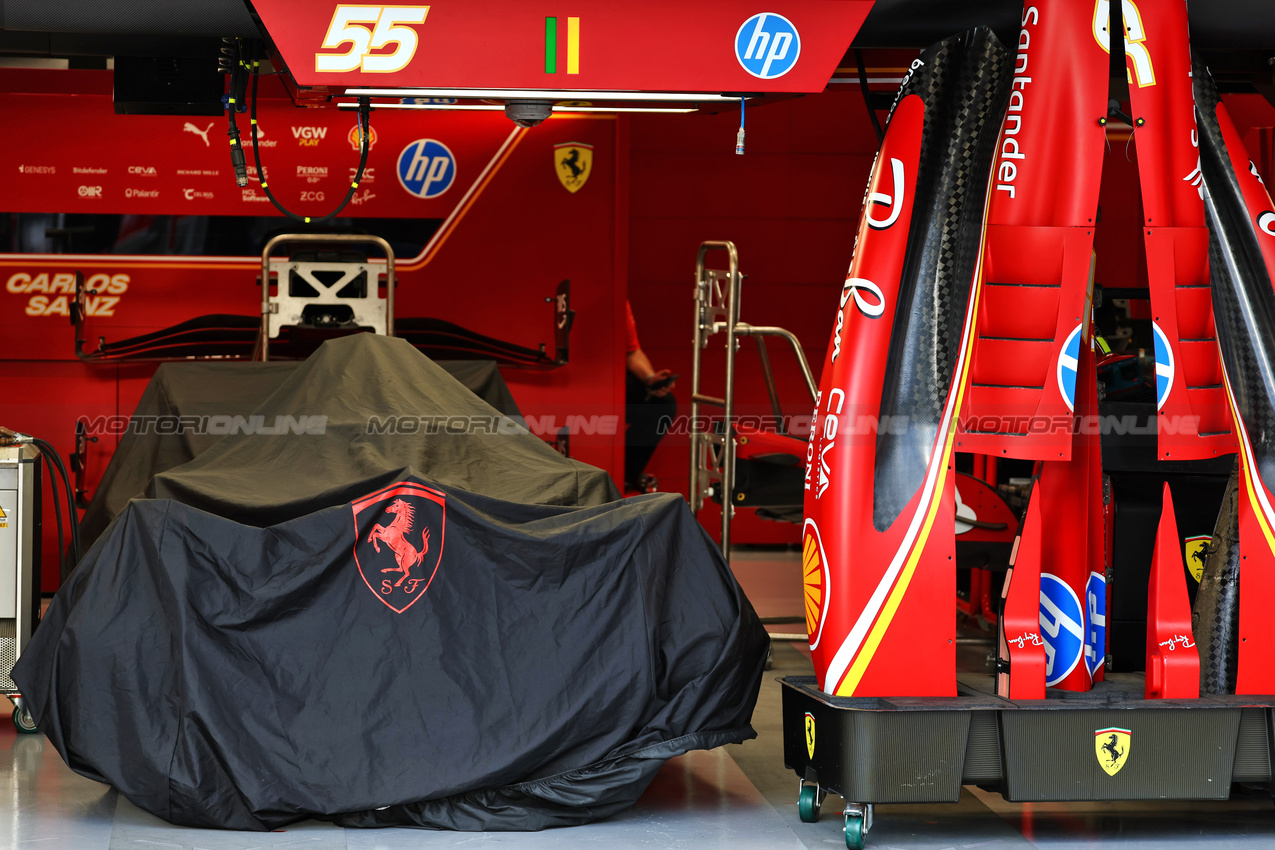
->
{"left": 315, "top": 5, "right": 430, "bottom": 73}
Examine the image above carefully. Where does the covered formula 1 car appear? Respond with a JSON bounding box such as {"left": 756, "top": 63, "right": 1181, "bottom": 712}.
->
{"left": 77, "top": 355, "right": 525, "bottom": 557}
{"left": 16, "top": 335, "right": 768, "bottom": 831}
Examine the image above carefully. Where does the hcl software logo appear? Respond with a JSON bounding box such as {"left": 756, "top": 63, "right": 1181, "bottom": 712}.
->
{"left": 397, "top": 139, "right": 456, "bottom": 199}
{"left": 735, "top": 13, "right": 801, "bottom": 79}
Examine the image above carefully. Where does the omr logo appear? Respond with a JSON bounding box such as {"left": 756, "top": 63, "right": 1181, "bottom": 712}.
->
{"left": 397, "top": 139, "right": 456, "bottom": 198}
{"left": 77, "top": 185, "right": 102, "bottom": 198}
{"left": 735, "top": 13, "right": 800, "bottom": 79}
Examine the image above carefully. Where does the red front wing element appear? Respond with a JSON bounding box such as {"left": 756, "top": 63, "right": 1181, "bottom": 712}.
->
{"left": 997, "top": 481, "right": 1046, "bottom": 700}
{"left": 1146, "top": 483, "right": 1200, "bottom": 699}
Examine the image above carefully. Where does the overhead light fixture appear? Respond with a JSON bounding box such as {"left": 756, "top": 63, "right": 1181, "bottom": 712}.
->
{"left": 552, "top": 106, "right": 695, "bottom": 113}
{"left": 344, "top": 87, "right": 742, "bottom": 102}
{"left": 337, "top": 102, "right": 503, "bottom": 111}
{"left": 337, "top": 102, "right": 697, "bottom": 114}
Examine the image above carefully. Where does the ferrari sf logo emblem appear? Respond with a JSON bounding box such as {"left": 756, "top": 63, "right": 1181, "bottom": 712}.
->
{"left": 352, "top": 481, "right": 446, "bottom": 613}
{"left": 554, "top": 142, "right": 592, "bottom": 193}
{"left": 1185, "top": 535, "right": 1210, "bottom": 583}
{"left": 1095, "top": 727, "right": 1130, "bottom": 776}
{"left": 804, "top": 712, "right": 816, "bottom": 759}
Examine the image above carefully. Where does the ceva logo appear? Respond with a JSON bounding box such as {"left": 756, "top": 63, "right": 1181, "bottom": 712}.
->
{"left": 735, "top": 13, "right": 801, "bottom": 79}
{"left": 397, "top": 139, "right": 456, "bottom": 199}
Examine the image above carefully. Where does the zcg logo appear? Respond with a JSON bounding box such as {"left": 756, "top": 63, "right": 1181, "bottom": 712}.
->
{"left": 315, "top": 5, "right": 430, "bottom": 73}
{"left": 397, "top": 139, "right": 456, "bottom": 199}
{"left": 735, "top": 13, "right": 800, "bottom": 80}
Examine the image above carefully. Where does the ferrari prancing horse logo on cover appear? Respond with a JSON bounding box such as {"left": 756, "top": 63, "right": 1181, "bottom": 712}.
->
{"left": 1095, "top": 727, "right": 1131, "bottom": 776}
{"left": 352, "top": 481, "right": 445, "bottom": 613}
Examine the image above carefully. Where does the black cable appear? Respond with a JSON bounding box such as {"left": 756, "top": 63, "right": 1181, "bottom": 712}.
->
{"left": 32, "top": 439, "right": 79, "bottom": 564}
{"left": 855, "top": 49, "right": 884, "bottom": 145}
{"left": 226, "top": 40, "right": 249, "bottom": 187}
{"left": 41, "top": 454, "right": 64, "bottom": 575}
{"left": 249, "top": 43, "right": 372, "bottom": 224}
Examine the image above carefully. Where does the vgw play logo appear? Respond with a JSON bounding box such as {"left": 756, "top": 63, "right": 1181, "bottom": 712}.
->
{"left": 397, "top": 139, "right": 456, "bottom": 199}
{"left": 735, "top": 13, "right": 800, "bottom": 79}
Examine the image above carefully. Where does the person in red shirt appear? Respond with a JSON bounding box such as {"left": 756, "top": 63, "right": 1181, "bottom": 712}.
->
{"left": 625, "top": 300, "right": 676, "bottom": 493}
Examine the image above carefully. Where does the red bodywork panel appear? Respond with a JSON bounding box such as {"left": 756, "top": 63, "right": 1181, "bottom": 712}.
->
{"left": 802, "top": 93, "right": 962, "bottom": 697}
{"left": 1211, "top": 100, "right": 1275, "bottom": 695}
{"left": 1127, "top": 0, "right": 1235, "bottom": 460}
{"left": 249, "top": 0, "right": 873, "bottom": 96}
{"left": 957, "top": 0, "right": 1106, "bottom": 460}
{"left": 1145, "top": 483, "right": 1199, "bottom": 699}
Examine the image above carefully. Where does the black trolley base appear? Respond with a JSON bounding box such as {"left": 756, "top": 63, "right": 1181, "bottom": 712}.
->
{"left": 781, "top": 673, "right": 1275, "bottom": 848}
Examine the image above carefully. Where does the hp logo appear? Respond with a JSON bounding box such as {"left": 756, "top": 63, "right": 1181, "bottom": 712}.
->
{"left": 735, "top": 13, "right": 801, "bottom": 79}
{"left": 397, "top": 139, "right": 456, "bottom": 199}
{"left": 1039, "top": 573, "right": 1085, "bottom": 687}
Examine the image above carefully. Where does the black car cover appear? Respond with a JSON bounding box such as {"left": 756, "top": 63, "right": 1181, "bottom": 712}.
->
{"left": 17, "top": 335, "right": 767, "bottom": 831}
{"left": 78, "top": 355, "right": 524, "bottom": 557}
{"left": 143, "top": 335, "right": 619, "bottom": 527}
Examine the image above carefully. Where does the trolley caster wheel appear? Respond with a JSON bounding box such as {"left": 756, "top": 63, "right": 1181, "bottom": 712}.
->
{"left": 797, "top": 783, "right": 825, "bottom": 823}
{"left": 844, "top": 815, "right": 865, "bottom": 849}
{"left": 11, "top": 706, "right": 37, "bottom": 735}
{"left": 843, "top": 803, "right": 872, "bottom": 850}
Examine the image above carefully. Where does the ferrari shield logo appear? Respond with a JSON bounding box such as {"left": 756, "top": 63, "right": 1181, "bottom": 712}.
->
{"left": 554, "top": 142, "right": 592, "bottom": 193}
{"left": 1095, "top": 727, "right": 1131, "bottom": 776}
{"left": 1185, "top": 535, "right": 1210, "bottom": 583}
{"left": 804, "top": 712, "right": 816, "bottom": 759}
{"left": 352, "top": 481, "right": 445, "bottom": 613}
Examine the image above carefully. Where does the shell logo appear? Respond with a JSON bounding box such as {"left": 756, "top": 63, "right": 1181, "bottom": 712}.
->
{"left": 802, "top": 518, "right": 830, "bottom": 648}
{"left": 349, "top": 123, "right": 379, "bottom": 151}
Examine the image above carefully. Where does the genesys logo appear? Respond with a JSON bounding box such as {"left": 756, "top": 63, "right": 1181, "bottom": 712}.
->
{"left": 293, "top": 126, "right": 328, "bottom": 147}
{"left": 315, "top": 6, "right": 430, "bottom": 74}
{"left": 397, "top": 139, "right": 456, "bottom": 198}
{"left": 77, "top": 186, "right": 103, "bottom": 198}
{"left": 7, "top": 271, "right": 129, "bottom": 317}
{"left": 17, "top": 165, "right": 55, "bottom": 175}
{"left": 735, "top": 13, "right": 800, "bottom": 79}
{"left": 128, "top": 166, "right": 158, "bottom": 176}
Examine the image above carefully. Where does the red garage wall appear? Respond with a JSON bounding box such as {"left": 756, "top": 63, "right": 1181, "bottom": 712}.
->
{"left": 0, "top": 70, "right": 626, "bottom": 591}
{"left": 626, "top": 88, "right": 883, "bottom": 545}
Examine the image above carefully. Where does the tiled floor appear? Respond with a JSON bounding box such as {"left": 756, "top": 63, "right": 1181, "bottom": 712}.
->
{"left": 5, "top": 546, "right": 1275, "bottom": 849}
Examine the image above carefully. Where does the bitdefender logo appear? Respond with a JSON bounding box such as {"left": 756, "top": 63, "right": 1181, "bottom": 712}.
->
{"left": 352, "top": 481, "right": 446, "bottom": 613}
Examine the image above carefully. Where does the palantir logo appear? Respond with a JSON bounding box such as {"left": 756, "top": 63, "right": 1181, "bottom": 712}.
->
{"left": 735, "top": 13, "right": 800, "bottom": 80}
{"left": 397, "top": 139, "right": 456, "bottom": 199}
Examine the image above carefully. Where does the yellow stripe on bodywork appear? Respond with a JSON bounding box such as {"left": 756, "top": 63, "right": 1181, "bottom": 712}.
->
{"left": 1222, "top": 367, "right": 1275, "bottom": 556}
